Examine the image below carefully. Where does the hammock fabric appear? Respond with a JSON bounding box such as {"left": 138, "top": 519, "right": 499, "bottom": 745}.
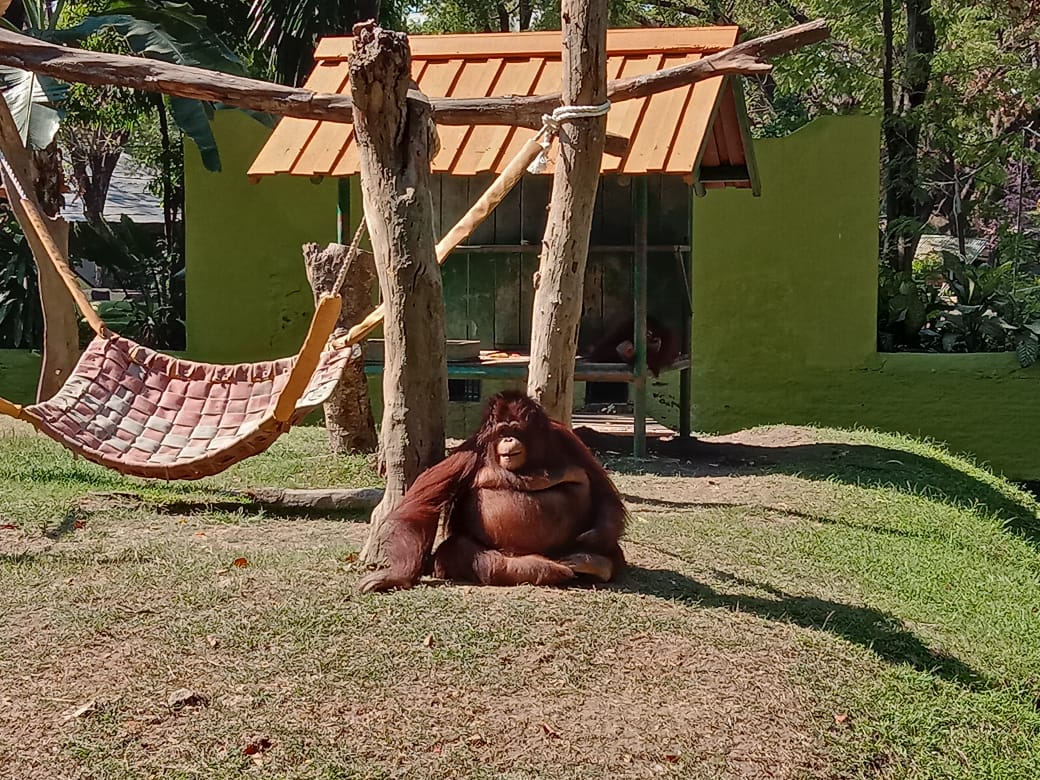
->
{"left": 13, "top": 333, "right": 357, "bottom": 480}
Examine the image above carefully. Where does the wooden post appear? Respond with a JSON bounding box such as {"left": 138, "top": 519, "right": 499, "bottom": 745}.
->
{"left": 632, "top": 177, "right": 648, "bottom": 457}
{"left": 302, "top": 243, "right": 378, "bottom": 453}
{"left": 526, "top": 0, "right": 608, "bottom": 423}
{"left": 348, "top": 23, "right": 447, "bottom": 565}
{"left": 0, "top": 94, "right": 84, "bottom": 401}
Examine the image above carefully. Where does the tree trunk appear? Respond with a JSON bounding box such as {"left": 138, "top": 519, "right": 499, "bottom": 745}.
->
{"left": 526, "top": 0, "right": 608, "bottom": 423}
{"left": 65, "top": 127, "right": 128, "bottom": 225}
{"left": 349, "top": 22, "right": 446, "bottom": 566}
{"left": 882, "top": 0, "right": 936, "bottom": 273}
{"left": 28, "top": 136, "right": 78, "bottom": 401}
{"left": 302, "top": 242, "right": 378, "bottom": 453}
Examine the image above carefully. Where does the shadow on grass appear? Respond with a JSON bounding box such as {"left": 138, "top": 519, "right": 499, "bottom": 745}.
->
{"left": 621, "top": 495, "right": 927, "bottom": 542}
{"left": 618, "top": 564, "right": 988, "bottom": 691}
{"left": 579, "top": 429, "right": 1040, "bottom": 547}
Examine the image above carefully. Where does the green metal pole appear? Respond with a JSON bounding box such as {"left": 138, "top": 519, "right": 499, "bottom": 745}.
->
{"left": 633, "top": 177, "right": 648, "bottom": 458}
{"left": 679, "top": 187, "right": 694, "bottom": 438}
{"left": 336, "top": 177, "right": 351, "bottom": 244}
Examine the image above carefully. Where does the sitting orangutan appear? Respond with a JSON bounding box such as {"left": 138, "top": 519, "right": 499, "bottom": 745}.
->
{"left": 358, "top": 391, "right": 627, "bottom": 592}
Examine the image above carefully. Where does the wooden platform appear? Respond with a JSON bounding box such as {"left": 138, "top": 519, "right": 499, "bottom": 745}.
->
{"left": 573, "top": 412, "right": 676, "bottom": 439}
{"left": 365, "top": 350, "right": 691, "bottom": 383}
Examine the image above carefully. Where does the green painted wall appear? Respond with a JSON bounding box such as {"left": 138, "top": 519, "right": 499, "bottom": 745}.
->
{"left": 645, "top": 114, "right": 1040, "bottom": 480}
{"left": 184, "top": 111, "right": 337, "bottom": 363}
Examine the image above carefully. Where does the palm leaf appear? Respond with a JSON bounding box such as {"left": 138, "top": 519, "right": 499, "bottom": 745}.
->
{"left": 0, "top": 66, "right": 67, "bottom": 149}
{"left": 169, "top": 96, "right": 220, "bottom": 171}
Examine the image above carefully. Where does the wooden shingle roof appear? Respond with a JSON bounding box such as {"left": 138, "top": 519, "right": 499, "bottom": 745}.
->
{"left": 249, "top": 26, "right": 757, "bottom": 188}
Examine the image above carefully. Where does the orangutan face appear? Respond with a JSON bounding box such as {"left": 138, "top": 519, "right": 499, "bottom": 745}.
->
{"left": 495, "top": 435, "right": 527, "bottom": 471}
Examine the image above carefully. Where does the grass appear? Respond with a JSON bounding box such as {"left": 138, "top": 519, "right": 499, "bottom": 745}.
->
{"left": 1, "top": 419, "right": 1039, "bottom": 778}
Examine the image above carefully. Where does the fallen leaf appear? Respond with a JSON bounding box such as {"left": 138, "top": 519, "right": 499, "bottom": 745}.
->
{"left": 62, "top": 699, "right": 98, "bottom": 721}
{"left": 834, "top": 712, "right": 850, "bottom": 726}
{"left": 422, "top": 634, "right": 434, "bottom": 648}
{"left": 663, "top": 753, "right": 680, "bottom": 763}
{"left": 194, "top": 532, "right": 206, "bottom": 538}
{"left": 0, "top": 523, "right": 16, "bottom": 530}
{"left": 232, "top": 557, "right": 249, "bottom": 568}
{"left": 73, "top": 520, "right": 86, "bottom": 530}
{"left": 466, "top": 734, "right": 485, "bottom": 745}
{"left": 205, "top": 634, "right": 219, "bottom": 648}
{"left": 242, "top": 737, "right": 273, "bottom": 756}
{"left": 167, "top": 688, "right": 207, "bottom": 710}
{"left": 344, "top": 552, "right": 359, "bottom": 563}
{"left": 540, "top": 722, "right": 560, "bottom": 739}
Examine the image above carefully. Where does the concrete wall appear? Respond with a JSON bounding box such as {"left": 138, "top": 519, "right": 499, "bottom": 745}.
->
{"left": 184, "top": 111, "right": 338, "bottom": 363}
{"left": 646, "top": 114, "right": 1040, "bottom": 480}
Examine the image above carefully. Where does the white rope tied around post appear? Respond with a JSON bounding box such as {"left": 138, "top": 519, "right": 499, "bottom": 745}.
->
{"left": 527, "top": 101, "right": 611, "bottom": 174}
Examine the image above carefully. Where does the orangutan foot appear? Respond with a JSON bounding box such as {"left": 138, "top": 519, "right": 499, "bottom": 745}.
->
{"left": 559, "top": 552, "right": 614, "bottom": 582}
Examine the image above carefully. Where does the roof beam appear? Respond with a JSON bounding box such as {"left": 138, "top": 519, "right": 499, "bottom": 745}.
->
{"left": 0, "top": 19, "right": 828, "bottom": 128}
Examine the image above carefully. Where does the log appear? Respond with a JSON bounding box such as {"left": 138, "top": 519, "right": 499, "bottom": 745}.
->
{"left": 243, "top": 487, "right": 383, "bottom": 511}
{"left": 0, "top": 21, "right": 829, "bottom": 127}
{"left": 526, "top": 0, "right": 608, "bottom": 423}
{"left": 348, "top": 23, "right": 446, "bottom": 566}
{"left": 303, "top": 243, "right": 378, "bottom": 453}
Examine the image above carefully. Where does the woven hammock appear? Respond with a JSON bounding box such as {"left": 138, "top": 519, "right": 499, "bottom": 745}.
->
{"left": 0, "top": 298, "right": 355, "bottom": 480}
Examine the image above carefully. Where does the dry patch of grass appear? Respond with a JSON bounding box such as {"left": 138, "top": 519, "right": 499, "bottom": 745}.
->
{"left": 0, "top": 504, "right": 835, "bottom": 779}
{"left": 1, "top": 422, "right": 1039, "bottom": 778}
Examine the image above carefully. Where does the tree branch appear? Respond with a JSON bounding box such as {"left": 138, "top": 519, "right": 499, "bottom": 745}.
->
{"left": 0, "top": 19, "right": 830, "bottom": 128}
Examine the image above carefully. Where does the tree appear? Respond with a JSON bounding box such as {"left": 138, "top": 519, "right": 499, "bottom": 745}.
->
{"left": 0, "top": 0, "right": 259, "bottom": 396}
{"left": 348, "top": 22, "right": 447, "bottom": 565}
{"left": 525, "top": 0, "right": 608, "bottom": 422}
{"left": 246, "top": 0, "right": 404, "bottom": 85}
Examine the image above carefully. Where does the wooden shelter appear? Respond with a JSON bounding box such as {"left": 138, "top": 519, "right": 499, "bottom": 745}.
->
{"left": 249, "top": 26, "right": 762, "bottom": 450}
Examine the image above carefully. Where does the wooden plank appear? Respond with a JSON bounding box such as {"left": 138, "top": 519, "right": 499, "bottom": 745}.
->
{"left": 441, "top": 253, "right": 470, "bottom": 340}
{"left": 250, "top": 61, "right": 347, "bottom": 176}
{"left": 434, "top": 59, "right": 504, "bottom": 171}
{"left": 520, "top": 174, "right": 551, "bottom": 244}
{"left": 730, "top": 78, "right": 761, "bottom": 195}
{"left": 494, "top": 253, "right": 522, "bottom": 347}
{"left": 467, "top": 174, "right": 498, "bottom": 244}
{"left": 622, "top": 54, "right": 693, "bottom": 173}
{"left": 316, "top": 27, "right": 741, "bottom": 60}
{"left": 518, "top": 252, "right": 539, "bottom": 346}
{"left": 581, "top": 253, "right": 605, "bottom": 344}
{"left": 718, "top": 86, "right": 746, "bottom": 166}
{"left": 439, "top": 176, "right": 471, "bottom": 235}
{"left": 600, "top": 252, "right": 633, "bottom": 329}
{"left": 467, "top": 58, "right": 543, "bottom": 174}
{"left": 496, "top": 58, "right": 563, "bottom": 171}
{"left": 467, "top": 250, "right": 497, "bottom": 346}
{"left": 597, "top": 174, "right": 633, "bottom": 245}
{"left": 430, "top": 174, "right": 443, "bottom": 237}
{"left": 604, "top": 54, "right": 663, "bottom": 173}
{"left": 652, "top": 174, "right": 692, "bottom": 244}
{"left": 667, "top": 73, "right": 725, "bottom": 172}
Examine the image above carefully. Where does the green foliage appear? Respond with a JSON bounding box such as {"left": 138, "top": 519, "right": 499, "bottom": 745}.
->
{"left": 0, "top": 67, "right": 67, "bottom": 150}
{"left": 878, "top": 251, "right": 1040, "bottom": 367}
{"left": 71, "top": 216, "right": 184, "bottom": 349}
{"left": 0, "top": 209, "right": 42, "bottom": 349}
{"left": 46, "top": 0, "right": 253, "bottom": 171}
